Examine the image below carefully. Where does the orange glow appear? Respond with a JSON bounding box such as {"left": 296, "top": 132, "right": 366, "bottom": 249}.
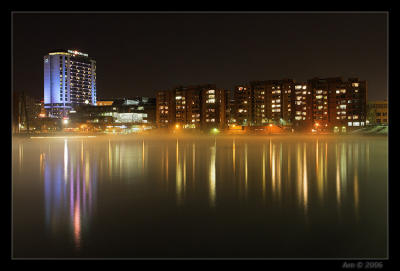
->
{"left": 269, "top": 124, "right": 273, "bottom": 127}
{"left": 175, "top": 124, "right": 180, "bottom": 129}
{"left": 315, "top": 123, "right": 320, "bottom": 127}
{"left": 74, "top": 198, "right": 81, "bottom": 248}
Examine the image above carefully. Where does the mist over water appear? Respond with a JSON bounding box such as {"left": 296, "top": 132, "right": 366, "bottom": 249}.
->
{"left": 12, "top": 135, "right": 388, "bottom": 258}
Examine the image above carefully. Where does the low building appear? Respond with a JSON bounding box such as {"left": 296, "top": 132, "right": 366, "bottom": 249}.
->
{"left": 367, "top": 100, "right": 388, "bottom": 125}
{"left": 69, "top": 97, "right": 156, "bottom": 127}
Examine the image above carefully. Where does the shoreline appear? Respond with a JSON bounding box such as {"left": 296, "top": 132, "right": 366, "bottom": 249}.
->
{"left": 11, "top": 131, "right": 388, "bottom": 140}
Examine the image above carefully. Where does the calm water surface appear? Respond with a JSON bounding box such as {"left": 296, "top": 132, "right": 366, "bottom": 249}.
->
{"left": 12, "top": 135, "right": 388, "bottom": 258}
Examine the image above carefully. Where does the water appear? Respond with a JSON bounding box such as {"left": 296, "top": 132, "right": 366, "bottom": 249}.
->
{"left": 12, "top": 135, "right": 388, "bottom": 258}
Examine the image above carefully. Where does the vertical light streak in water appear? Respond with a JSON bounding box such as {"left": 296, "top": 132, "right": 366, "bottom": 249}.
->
{"left": 244, "top": 143, "right": 248, "bottom": 198}
{"left": 74, "top": 161, "right": 81, "bottom": 249}
{"left": 166, "top": 145, "right": 169, "bottom": 190}
{"left": 88, "top": 152, "right": 93, "bottom": 217}
{"left": 176, "top": 139, "right": 182, "bottom": 205}
{"left": 81, "top": 140, "right": 83, "bottom": 165}
{"left": 119, "top": 143, "right": 122, "bottom": 176}
{"left": 271, "top": 142, "right": 276, "bottom": 196}
{"left": 316, "top": 139, "right": 319, "bottom": 181}
{"left": 117, "top": 144, "right": 120, "bottom": 175}
{"left": 64, "top": 140, "right": 68, "bottom": 181}
{"left": 296, "top": 143, "right": 302, "bottom": 208}
{"left": 341, "top": 143, "right": 347, "bottom": 198}
{"left": 84, "top": 151, "right": 90, "bottom": 218}
{"left": 277, "top": 143, "right": 282, "bottom": 202}
{"left": 336, "top": 143, "right": 341, "bottom": 208}
{"left": 354, "top": 143, "right": 359, "bottom": 220}
{"left": 18, "top": 143, "right": 23, "bottom": 172}
{"left": 262, "top": 144, "right": 266, "bottom": 201}
{"left": 44, "top": 155, "right": 51, "bottom": 227}
{"left": 316, "top": 140, "right": 323, "bottom": 201}
{"left": 142, "top": 139, "right": 145, "bottom": 175}
{"left": 40, "top": 153, "right": 44, "bottom": 177}
{"left": 108, "top": 139, "right": 112, "bottom": 177}
{"left": 183, "top": 144, "right": 187, "bottom": 195}
{"left": 324, "top": 142, "right": 328, "bottom": 194}
{"left": 303, "top": 143, "right": 308, "bottom": 214}
{"left": 232, "top": 139, "right": 236, "bottom": 175}
{"left": 209, "top": 139, "right": 216, "bottom": 207}
{"left": 161, "top": 147, "right": 164, "bottom": 184}
{"left": 70, "top": 159, "right": 74, "bottom": 228}
{"left": 287, "top": 144, "right": 291, "bottom": 185}
{"left": 192, "top": 143, "right": 195, "bottom": 187}
{"left": 366, "top": 141, "right": 370, "bottom": 177}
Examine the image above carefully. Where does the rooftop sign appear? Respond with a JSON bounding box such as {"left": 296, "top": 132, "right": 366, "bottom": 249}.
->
{"left": 68, "top": 50, "right": 89, "bottom": 57}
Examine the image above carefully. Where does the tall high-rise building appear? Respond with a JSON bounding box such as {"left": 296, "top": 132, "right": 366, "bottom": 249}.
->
{"left": 44, "top": 49, "right": 96, "bottom": 118}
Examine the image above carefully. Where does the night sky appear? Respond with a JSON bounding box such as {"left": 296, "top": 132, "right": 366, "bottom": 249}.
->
{"left": 12, "top": 12, "right": 388, "bottom": 101}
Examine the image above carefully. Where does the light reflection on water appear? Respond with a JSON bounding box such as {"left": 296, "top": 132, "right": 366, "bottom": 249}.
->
{"left": 12, "top": 136, "right": 387, "bottom": 258}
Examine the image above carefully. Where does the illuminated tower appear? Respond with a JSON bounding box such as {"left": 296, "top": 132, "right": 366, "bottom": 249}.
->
{"left": 44, "top": 49, "right": 96, "bottom": 118}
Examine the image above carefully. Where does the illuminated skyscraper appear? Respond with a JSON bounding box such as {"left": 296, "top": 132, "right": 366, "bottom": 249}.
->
{"left": 44, "top": 49, "right": 96, "bottom": 117}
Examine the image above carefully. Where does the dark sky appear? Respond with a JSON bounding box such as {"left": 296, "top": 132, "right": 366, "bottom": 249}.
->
{"left": 12, "top": 12, "right": 388, "bottom": 101}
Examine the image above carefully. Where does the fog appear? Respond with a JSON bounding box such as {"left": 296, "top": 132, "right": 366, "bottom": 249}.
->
{"left": 12, "top": 134, "right": 388, "bottom": 258}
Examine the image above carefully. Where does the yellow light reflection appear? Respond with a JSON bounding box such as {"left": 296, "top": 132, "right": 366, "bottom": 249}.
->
{"left": 192, "top": 143, "right": 195, "bottom": 187}
{"left": 244, "top": 143, "right": 248, "bottom": 197}
{"left": 336, "top": 144, "right": 341, "bottom": 208}
{"left": 303, "top": 143, "right": 308, "bottom": 214}
{"left": 354, "top": 143, "right": 359, "bottom": 219}
{"left": 271, "top": 142, "right": 276, "bottom": 195}
{"left": 209, "top": 140, "right": 216, "bottom": 207}
{"left": 142, "top": 140, "right": 145, "bottom": 175}
{"left": 176, "top": 139, "right": 183, "bottom": 205}
{"left": 262, "top": 144, "right": 266, "bottom": 200}
{"left": 232, "top": 139, "right": 236, "bottom": 175}
{"left": 296, "top": 143, "right": 302, "bottom": 208}
{"left": 108, "top": 139, "right": 112, "bottom": 177}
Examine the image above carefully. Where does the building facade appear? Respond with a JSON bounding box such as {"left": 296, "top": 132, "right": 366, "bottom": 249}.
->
{"left": 231, "top": 77, "right": 367, "bottom": 131}
{"left": 70, "top": 97, "right": 155, "bottom": 126}
{"left": 44, "top": 49, "right": 96, "bottom": 118}
{"left": 156, "top": 84, "right": 226, "bottom": 130}
{"left": 367, "top": 100, "right": 388, "bottom": 125}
